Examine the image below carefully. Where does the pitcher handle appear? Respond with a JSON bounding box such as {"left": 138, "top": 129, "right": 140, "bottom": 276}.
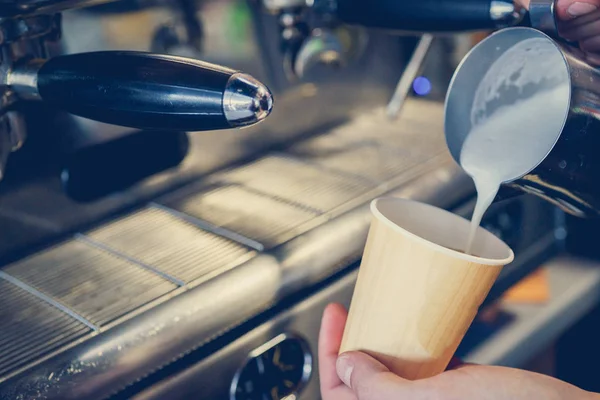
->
{"left": 529, "top": 0, "right": 559, "bottom": 36}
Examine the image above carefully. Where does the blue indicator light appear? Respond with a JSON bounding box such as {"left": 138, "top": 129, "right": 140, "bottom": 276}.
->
{"left": 413, "top": 76, "right": 432, "bottom": 96}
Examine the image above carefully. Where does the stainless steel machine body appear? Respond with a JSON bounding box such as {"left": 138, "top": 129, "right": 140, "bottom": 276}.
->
{"left": 0, "top": 1, "right": 564, "bottom": 399}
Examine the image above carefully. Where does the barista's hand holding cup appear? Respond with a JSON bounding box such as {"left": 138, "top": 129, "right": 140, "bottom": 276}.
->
{"left": 338, "top": 198, "right": 514, "bottom": 380}
{"left": 517, "top": 0, "right": 600, "bottom": 65}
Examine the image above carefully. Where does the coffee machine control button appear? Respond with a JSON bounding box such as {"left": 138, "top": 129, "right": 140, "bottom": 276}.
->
{"left": 231, "top": 334, "right": 312, "bottom": 400}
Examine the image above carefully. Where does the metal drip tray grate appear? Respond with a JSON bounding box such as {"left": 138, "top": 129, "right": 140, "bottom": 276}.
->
{"left": 4, "top": 240, "right": 178, "bottom": 326}
{"left": 0, "top": 278, "right": 91, "bottom": 378}
{"left": 302, "top": 143, "right": 424, "bottom": 184}
{"left": 84, "top": 207, "right": 255, "bottom": 284}
{"left": 217, "top": 155, "right": 374, "bottom": 213}
{"left": 163, "top": 184, "right": 321, "bottom": 250}
{"left": 290, "top": 100, "right": 446, "bottom": 157}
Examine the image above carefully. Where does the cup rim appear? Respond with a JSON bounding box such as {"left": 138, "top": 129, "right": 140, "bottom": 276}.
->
{"left": 370, "top": 197, "right": 515, "bottom": 266}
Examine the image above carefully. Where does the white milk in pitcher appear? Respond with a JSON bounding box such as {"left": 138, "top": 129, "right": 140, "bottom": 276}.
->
{"left": 459, "top": 37, "right": 570, "bottom": 254}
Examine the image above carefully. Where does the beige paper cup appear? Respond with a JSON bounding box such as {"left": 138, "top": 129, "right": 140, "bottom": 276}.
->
{"left": 339, "top": 197, "right": 514, "bottom": 380}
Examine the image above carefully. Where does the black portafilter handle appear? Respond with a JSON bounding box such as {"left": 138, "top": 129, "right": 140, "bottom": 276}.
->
{"left": 7, "top": 51, "right": 274, "bottom": 131}
{"left": 315, "top": 0, "right": 526, "bottom": 32}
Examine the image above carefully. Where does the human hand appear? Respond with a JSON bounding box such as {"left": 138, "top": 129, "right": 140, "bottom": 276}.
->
{"left": 516, "top": 0, "right": 600, "bottom": 64}
{"left": 319, "top": 303, "right": 599, "bottom": 400}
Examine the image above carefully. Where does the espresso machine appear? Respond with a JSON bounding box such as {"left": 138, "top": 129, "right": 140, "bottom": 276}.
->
{"left": 0, "top": 1, "right": 568, "bottom": 399}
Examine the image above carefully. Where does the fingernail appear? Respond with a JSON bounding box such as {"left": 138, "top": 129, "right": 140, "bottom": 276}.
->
{"left": 567, "top": 2, "right": 598, "bottom": 17}
{"left": 336, "top": 354, "right": 354, "bottom": 388}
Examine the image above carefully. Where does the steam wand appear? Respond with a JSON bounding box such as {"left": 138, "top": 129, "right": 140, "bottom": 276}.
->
{"left": 6, "top": 51, "right": 274, "bottom": 132}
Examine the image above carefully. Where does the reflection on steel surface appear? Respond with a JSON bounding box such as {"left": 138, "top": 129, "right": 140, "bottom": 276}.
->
{"left": 130, "top": 271, "right": 360, "bottom": 400}
{"left": 4, "top": 240, "right": 178, "bottom": 327}
{"left": 302, "top": 143, "right": 426, "bottom": 184}
{"left": 217, "top": 155, "right": 375, "bottom": 213}
{"left": 289, "top": 104, "right": 446, "bottom": 157}
{"left": 84, "top": 207, "right": 255, "bottom": 285}
{"left": 0, "top": 279, "right": 90, "bottom": 378}
{"left": 0, "top": 255, "right": 282, "bottom": 400}
{"left": 164, "top": 184, "right": 320, "bottom": 250}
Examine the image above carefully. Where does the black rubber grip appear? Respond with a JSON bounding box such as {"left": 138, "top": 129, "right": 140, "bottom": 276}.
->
{"left": 335, "top": 0, "right": 497, "bottom": 32}
{"left": 37, "top": 51, "right": 235, "bottom": 131}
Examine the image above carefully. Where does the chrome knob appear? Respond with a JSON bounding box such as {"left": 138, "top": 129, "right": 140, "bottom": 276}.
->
{"left": 292, "top": 29, "right": 345, "bottom": 79}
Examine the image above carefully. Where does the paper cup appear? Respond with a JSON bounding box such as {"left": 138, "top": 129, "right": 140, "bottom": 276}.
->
{"left": 339, "top": 197, "right": 514, "bottom": 380}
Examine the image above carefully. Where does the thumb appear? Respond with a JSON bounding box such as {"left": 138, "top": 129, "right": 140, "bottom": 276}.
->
{"left": 555, "top": 0, "right": 600, "bottom": 20}
{"left": 336, "top": 352, "right": 414, "bottom": 399}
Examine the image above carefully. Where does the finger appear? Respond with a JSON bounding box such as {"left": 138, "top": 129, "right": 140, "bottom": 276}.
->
{"left": 556, "top": 0, "right": 600, "bottom": 20}
{"left": 585, "top": 52, "right": 600, "bottom": 65}
{"left": 559, "top": 8, "right": 600, "bottom": 30}
{"left": 318, "top": 303, "right": 349, "bottom": 393}
{"left": 337, "top": 351, "right": 424, "bottom": 399}
{"left": 561, "top": 18, "right": 600, "bottom": 40}
{"left": 447, "top": 356, "right": 479, "bottom": 370}
{"left": 579, "top": 34, "right": 600, "bottom": 51}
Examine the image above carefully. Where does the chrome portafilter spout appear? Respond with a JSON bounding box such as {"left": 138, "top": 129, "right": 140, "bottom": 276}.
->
{"left": 6, "top": 52, "right": 274, "bottom": 132}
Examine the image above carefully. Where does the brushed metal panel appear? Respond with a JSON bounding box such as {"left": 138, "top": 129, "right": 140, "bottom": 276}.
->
{"left": 0, "top": 279, "right": 90, "bottom": 378}
{"left": 289, "top": 101, "right": 446, "bottom": 157}
{"left": 304, "top": 143, "right": 424, "bottom": 183}
{"left": 340, "top": 105, "right": 446, "bottom": 156}
{"left": 0, "top": 255, "right": 283, "bottom": 400}
{"left": 130, "top": 270, "right": 360, "bottom": 400}
{"left": 0, "top": 163, "right": 474, "bottom": 400}
{"left": 164, "top": 184, "right": 320, "bottom": 250}
{"left": 85, "top": 207, "right": 255, "bottom": 284}
{"left": 4, "top": 240, "right": 177, "bottom": 326}
{"left": 217, "top": 155, "right": 374, "bottom": 213}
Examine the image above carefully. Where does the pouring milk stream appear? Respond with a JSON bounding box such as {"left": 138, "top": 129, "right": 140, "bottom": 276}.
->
{"left": 457, "top": 37, "right": 570, "bottom": 254}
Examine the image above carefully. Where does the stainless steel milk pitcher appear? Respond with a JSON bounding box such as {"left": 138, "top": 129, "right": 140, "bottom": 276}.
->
{"left": 445, "top": 0, "right": 600, "bottom": 218}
